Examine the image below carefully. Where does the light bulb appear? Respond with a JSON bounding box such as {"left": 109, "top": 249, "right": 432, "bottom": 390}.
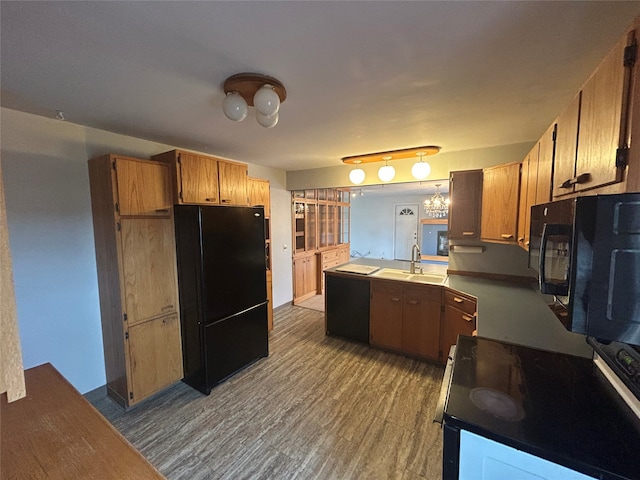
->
{"left": 222, "top": 92, "right": 248, "bottom": 121}
{"left": 256, "top": 110, "right": 279, "bottom": 128}
{"left": 378, "top": 165, "right": 395, "bottom": 182}
{"left": 411, "top": 161, "right": 431, "bottom": 180}
{"left": 349, "top": 168, "right": 365, "bottom": 185}
{"left": 254, "top": 84, "right": 280, "bottom": 117}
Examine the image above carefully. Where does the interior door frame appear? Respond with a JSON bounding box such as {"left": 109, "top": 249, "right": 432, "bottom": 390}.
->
{"left": 393, "top": 203, "right": 420, "bottom": 261}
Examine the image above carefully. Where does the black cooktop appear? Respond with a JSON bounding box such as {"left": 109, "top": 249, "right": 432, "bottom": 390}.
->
{"left": 444, "top": 336, "right": 640, "bottom": 480}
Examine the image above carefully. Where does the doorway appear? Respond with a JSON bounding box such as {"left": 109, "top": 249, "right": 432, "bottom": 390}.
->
{"left": 394, "top": 204, "right": 419, "bottom": 261}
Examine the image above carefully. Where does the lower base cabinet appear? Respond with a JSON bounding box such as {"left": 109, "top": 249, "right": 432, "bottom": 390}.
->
{"left": 442, "top": 291, "right": 477, "bottom": 354}
{"left": 370, "top": 281, "right": 443, "bottom": 362}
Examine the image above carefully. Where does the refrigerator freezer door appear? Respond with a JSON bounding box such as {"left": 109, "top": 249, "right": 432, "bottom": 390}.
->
{"left": 203, "top": 302, "right": 269, "bottom": 391}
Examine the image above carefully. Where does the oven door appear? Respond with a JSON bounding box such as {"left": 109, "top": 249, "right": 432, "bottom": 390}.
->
{"left": 433, "top": 345, "right": 456, "bottom": 425}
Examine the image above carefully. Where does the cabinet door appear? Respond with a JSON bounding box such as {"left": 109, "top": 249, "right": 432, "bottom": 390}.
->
{"left": 248, "top": 178, "right": 270, "bottom": 214}
{"left": 305, "top": 255, "right": 318, "bottom": 295}
{"left": 370, "top": 282, "right": 403, "bottom": 350}
{"left": 218, "top": 160, "right": 248, "bottom": 205}
{"left": 120, "top": 218, "right": 178, "bottom": 325}
{"left": 448, "top": 170, "right": 482, "bottom": 240}
{"left": 481, "top": 163, "right": 520, "bottom": 243}
{"left": 517, "top": 145, "right": 539, "bottom": 250}
{"left": 115, "top": 158, "right": 172, "bottom": 216}
{"left": 575, "top": 35, "right": 628, "bottom": 192}
{"left": 536, "top": 123, "right": 555, "bottom": 205}
{"left": 402, "top": 286, "right": 442, "bottom": 361}
{"left": 178, "top": 152, "right": 219, "bottom": 205}
{"left": 442, "top": 304, "right": 476, "bottom": 353}
{"left": 127, "top": 314, "right": 183, "bottom": 404}
{"left": 553, "top": 94, "right": 580, "bottom": 197}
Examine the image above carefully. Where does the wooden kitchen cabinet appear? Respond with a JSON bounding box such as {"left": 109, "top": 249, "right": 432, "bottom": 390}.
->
{"left": 370, "top": 280, "right": 404, "bottom": 350}
{"left": 153, "top": 149, "right": 249, "bottom": 206}
{"left": 536, "top": 122, "right": 555, "bottom": 205}
{"left": 442, "top": 290, "right": 477, "bottom": 353}
{"left": 517, "top": 144, "right": 539, "bottom": 250}
{"left": 448, "top": 169, "right": 483, "bottom": 240}
{"left": 317, "top": 244, "right": 350, "bottom": 294}
{"left": 402, "top": 284, "right": 442, "bottom": 361}
{"left": 88, "top": 154, "right": 183, "bottom": 408}
{"left": 370, "top": 280, "right": 442, "bottom": 361}
{"left": 293, "top": 252, "right": 317, "bottom": 303}
{"left": 553, "top": 29, "right": 636, "bottom": 196}
{"left": 481, "top": 162, "right": 521, "bottom": 243}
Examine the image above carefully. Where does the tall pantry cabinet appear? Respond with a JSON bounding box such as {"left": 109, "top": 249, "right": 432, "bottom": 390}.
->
{"left": 88, "top": 155, "right": 183, "bottom": 408}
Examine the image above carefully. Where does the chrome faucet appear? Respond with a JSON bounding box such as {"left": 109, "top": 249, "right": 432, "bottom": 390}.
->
{"left": 410, "top": 244, "right": 422, "bottom": 274}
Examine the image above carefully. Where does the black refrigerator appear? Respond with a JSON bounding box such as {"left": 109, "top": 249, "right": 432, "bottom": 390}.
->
{"left": 174, "top": 205, "right": 269, "bottom": 395}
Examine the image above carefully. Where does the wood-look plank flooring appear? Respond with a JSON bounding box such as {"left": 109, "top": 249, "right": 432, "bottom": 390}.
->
{"left": 88, "top": 304, "right": 445, "bottom": 480}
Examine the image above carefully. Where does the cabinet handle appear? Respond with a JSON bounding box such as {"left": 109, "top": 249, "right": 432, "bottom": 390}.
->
{"left": 408, "top": 300, "right": 419, "bottom": 305}
{"left": 462, "top": 231, "right": 475, "bottom": 236}
{"left": 205, "top": 198, "right": 217, "bottom": 202}
{"left": 560, "top": 172, "right": 591, "bottom": 189}
{"left": 391, "top": 297, "right": 401, "bottom": 302}
{"left": 453, "top": 297, "right": 463, "bottom": 303}
{"left": 220, "top": 198, "right": 231, "bottom": 203}
{"left": 463, "top": 314, "right": 473, "bottom": 322}
{"left": 518, "top": 236, "right": 525, "bottom": 242}
{"left": 501, "top": 234, "right": 514, "bottom": 239}
{"left": 155, "top": 208, "right": 170, "bottom": 214}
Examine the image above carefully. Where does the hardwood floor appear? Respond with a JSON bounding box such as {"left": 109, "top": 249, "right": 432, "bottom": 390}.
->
{"left": 88, "top": 304, "right": 445, "bottom": 480}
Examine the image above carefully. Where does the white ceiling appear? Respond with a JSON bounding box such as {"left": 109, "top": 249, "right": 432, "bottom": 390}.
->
{"left": 2, "top": 1, "right": 640, "bottom": 173}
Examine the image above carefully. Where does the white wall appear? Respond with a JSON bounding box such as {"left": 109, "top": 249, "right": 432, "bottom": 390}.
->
{"left": 1, "top": 108, "right": 292, "bottom": 393}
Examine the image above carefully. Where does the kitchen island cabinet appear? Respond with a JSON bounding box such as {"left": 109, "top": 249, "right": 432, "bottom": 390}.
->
{"left": 370, "top": 280, "right": 404, "bottom": 350}
{"left": 325, "top": 273, "right": 370, "bottom": 343}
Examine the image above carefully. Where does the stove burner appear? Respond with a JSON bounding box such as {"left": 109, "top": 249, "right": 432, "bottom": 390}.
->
{"left": 470, "top": 387, "right": 525, "bottom": 422}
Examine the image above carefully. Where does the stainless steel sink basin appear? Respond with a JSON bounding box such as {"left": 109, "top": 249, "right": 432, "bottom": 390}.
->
{"left": 371, "top": 268, "right": 446, "bottom": 284}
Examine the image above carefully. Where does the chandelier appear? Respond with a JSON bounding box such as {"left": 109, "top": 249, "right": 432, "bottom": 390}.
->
{"left": 424, "top": 184, "right": 450, "bottom": 218}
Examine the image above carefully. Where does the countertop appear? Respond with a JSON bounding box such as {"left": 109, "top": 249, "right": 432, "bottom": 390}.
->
{"left": 1, "top": 363, "right": 164, "bottom": 479}
{"left": 326, "top": 258, "right": 594, "bottom": 358}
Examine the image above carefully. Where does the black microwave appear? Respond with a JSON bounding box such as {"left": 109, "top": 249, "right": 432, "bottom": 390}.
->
{"left": 529, "top": 193, "right": 640, "bottom": 346}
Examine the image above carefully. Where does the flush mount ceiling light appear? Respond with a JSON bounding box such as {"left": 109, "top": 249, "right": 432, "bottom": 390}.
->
{"left": 222, "top": 73, "right": 287, "bottom": 128}
{"left": 342, "top": 145, "right": 441, "bottom": 184}
{"left": 424, "top": 184, "right": 450, "bottom": 218}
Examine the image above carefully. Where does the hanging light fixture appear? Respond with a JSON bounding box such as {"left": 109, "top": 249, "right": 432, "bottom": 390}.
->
{"left": 377, "top": 156, "right": 395, "bottom": 182}
{"left": 424, "top": 184, "right": 450, "bottom": 218}
{"left": 411, "top": 151, "right": 432, "bottom": 180}
{"left": 348, "top": 160, "right": 365, "bottom": 185}
{"left": 222, "top": 73, "right": 286, "bottom": 128}
{"left": 342, "top": 145, "right": 440, "bottom": 184}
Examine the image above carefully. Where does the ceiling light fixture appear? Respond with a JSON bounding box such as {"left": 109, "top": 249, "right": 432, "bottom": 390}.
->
{"left": 348, "top": 160, "right": 365, "bottom": 185}
{"left": 424, "top": 184, "right": 450, "bottom": 218}
{"left": 411, "top": 151, "right": 432, "bottom": 180}
{"left": 378, "top": 156, "right": 395, "bottom": 182}
{"left": 222, "top": 73, "right": 287, "bottom": 128}
{"left": 342, "top": 145, "right": 440, "bottom": 185}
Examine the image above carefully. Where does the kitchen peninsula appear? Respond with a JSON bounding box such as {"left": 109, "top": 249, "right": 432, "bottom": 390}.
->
{"left": 325, "top": 257, "right": 593, "bottom": 362}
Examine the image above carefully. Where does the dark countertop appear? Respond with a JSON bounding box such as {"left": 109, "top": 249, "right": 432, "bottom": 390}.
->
{"left": 326, "top": 258, "right": 593, "bottom": 358}
{"left": 444, "top": 335, "right": 640, "bottom": 480}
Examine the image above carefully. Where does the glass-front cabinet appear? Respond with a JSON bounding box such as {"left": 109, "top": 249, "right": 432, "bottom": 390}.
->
{"left": 291, "top": 188, "right": 350, "bottom": 303}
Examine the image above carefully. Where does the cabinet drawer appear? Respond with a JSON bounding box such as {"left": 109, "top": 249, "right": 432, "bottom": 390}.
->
{"left": 371, "top": 280, "right": 404, "bottom": 296}
{"left": 323, "top": 258, "right": 341, "bottom": 270}
{"left": 321, "top": 248, "right": 341, "bottom": 263}
{"left": 445, "top": 290, "right": 477, "bottom": 315}
{"left": 404, "top": 284, "right": 442, "bottom": 302}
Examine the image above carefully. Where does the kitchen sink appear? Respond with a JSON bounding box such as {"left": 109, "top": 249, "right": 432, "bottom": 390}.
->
{"left": 371, "top": 268, "right": 446, "bottom": 284}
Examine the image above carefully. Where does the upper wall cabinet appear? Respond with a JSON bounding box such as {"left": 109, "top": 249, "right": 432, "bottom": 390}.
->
{"left": 448, "top": 169, "right": 483, "bottom": 240}
{"left": 152, "top": 149, "right": 249, "bottom": 206}
{"left": 481, "top": 162, "right": 521, "bottom": 244}
{"left": 554, "top": 29, "right": 636, "bottom": 196}
{"left": 113, "top": 157, "right": 173, "bottom": 216}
